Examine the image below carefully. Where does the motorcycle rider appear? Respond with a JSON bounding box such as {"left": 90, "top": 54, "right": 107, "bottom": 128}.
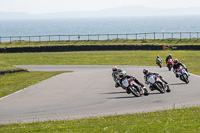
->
{"left": 117, "top": 71, "right": 148, "bottom": 94}
{"left": 112, "top": 66, "right": 148, "bottom": 94}
{"left": 165, "top": 54, "right": 173, "bottom": 64}
{"left": 173, "top": 59, "right": 188, "bottom": 78}
{"left": 143, "top": 69, "right": 171, "bottom": 92}
{"left": 112, "top": 66, "right": 126, "bottom": 88}
{"left": 156, "top": 55, "right": 162, "bottom": 65}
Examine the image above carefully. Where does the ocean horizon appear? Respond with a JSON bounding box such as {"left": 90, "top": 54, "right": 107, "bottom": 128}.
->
{"left": 1, "top": 16, "right": 200, "bottom": 41}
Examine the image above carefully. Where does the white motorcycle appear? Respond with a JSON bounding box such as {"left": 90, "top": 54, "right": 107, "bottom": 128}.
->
{"left": 176, "top": 68, "right": 189, "bottom": 84}
{"left": 121, "top": 77, "right": 149, "bottom": 97}
{"left": 145, "top": 75, "right": 169, "bottom": 93}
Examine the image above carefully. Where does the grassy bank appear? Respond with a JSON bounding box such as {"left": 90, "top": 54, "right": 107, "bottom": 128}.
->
{"left": 0, "top": 50, "right": 199, "bottom": 75}
{"left": 1, "top": 38, "right": 200, "bottom": 48}
{"left": 0, "top": 106, "right": 199, "bottom": 132}
{"left": 0, "top": 71, "right": 69, "bottom": 98}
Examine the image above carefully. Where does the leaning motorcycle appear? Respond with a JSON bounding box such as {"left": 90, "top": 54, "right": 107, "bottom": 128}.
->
{"left": 156, "top": 59, "right": 162, "bottom": 68}
{"left": 146, "top": 75, "right": 170, "bottom": 93}
{"left": 167, "top": 59, "right": 173, "bottom": 71}
{"left": 176, "top": 68, "right": 189, "bottom": 84}
{"left": 121, "top": 77, "right": 149, "bottom": 97}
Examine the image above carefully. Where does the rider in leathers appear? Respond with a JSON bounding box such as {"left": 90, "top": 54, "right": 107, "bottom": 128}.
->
{"left": 112, "top": 66, "right": 148, "bottom": 94}
{"left": 143, "top": 69, "right": 171, "bottom": 92}
{"left": 173, "top": 59, "right": 188, "bottom": 78}
{"left": 165, "top": 54, "right": 173, "bottom": 64}
{"left": 112, "top": 66, "right": 126, "bottom": 87}
{"left": 117, "top": 71, "right": 148, "bottom": 94}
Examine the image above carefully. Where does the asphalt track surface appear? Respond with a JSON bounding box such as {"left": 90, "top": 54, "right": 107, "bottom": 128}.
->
{"left": 0, "top": 65, "right": 200, "bottom": 124}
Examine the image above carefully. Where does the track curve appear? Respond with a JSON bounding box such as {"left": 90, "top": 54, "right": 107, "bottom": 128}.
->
{"left": 0, "top": 65, "right": 199, "bottom": 124}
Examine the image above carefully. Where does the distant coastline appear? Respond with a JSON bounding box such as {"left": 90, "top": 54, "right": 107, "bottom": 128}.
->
{"left": 1, "top": 6, "right": 200, "bottom": 20}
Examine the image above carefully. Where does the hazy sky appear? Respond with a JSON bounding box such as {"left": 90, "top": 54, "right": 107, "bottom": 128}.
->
{"left": 1, "top": 0, "right": 200, "bottom": 14}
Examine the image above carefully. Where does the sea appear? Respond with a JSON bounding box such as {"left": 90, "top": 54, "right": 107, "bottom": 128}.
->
{"left": 1, "top": 16, "right": 200, "bottom": 42}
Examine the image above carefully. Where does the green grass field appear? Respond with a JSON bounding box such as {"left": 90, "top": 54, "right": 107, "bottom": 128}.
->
{"left": 0, "top": 50, "right": 199, "bottom": 75}
{"left": 0, "top": 45, "right": 199, "bottom": 132}
{"left": 0, "top": 106, "right": 199, "bottom": 132}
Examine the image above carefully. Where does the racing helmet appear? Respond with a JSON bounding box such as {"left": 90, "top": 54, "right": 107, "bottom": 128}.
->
{"left": 118, "top": 72, "right": 126, "bottom": 78}
{"left": 157, "top": 55, "right": 160, "bottom": 58}
{"left": 112, "top": 66, "right": 117, "bottom": 71}
{"left": 169, "top": 54, "right": 172, "bottom": 57}
{"left": 174, "top": 59, "right": 179, "bottom": 65}
{"left": 143, "top": 69, "right": 149, "bottom": 75}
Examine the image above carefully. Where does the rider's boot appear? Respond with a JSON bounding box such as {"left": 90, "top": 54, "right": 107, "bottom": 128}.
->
{"left": 166, "top": 84, "right": 171, "bottom": 92}
{"left": 149, "top": 85, "right": 154, "bottom": 91}
{"left": 143, "top": 87, "right": 149, "bottom": 96}
{"left": 115, "top": 83, "right": 120, "bottom": 88}
{"left": 126, "top": 89, "right": 131, "bottom": 94}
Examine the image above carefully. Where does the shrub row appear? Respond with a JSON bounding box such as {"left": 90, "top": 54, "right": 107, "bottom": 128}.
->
{"left": 0, "top": 45, "right": 163, "bottom": 53}
{"left": 0, "top": 45, "right": 199, "bottom": 53}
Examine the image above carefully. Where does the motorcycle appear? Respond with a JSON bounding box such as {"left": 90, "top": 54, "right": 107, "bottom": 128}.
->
{"left": 156, "top": 58, "right": 162, "bottom": 68}
{"left": 146, "top": 75, "right": 170, "bottom": 93}
{"left": 167, "top": 59, "right": 173, "bottom": 71}
{"left": 121, "top": 77, "right": 149, "bottom": 97}
{"left": 176, "top": 68, "right": 189, "bottom": 84}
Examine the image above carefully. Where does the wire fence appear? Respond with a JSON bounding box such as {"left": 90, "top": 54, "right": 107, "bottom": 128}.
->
{"left": 0, "top": 32, "right": 200, "bottom": 43}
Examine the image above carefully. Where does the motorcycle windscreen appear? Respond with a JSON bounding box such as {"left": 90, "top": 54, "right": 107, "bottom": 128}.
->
{"left": 148, "top": 76, "right": 156, "bottom": 84}
{"left": 122, "top": 78, "right": 129, "bottom": 87}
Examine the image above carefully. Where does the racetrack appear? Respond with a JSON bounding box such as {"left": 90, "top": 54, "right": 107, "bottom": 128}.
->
{"left": 0, "top": 65, "right": 199, "bottom": 124}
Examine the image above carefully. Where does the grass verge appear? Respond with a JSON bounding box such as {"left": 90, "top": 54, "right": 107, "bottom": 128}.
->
{"left": 0, "top": 106, "right": 199, "bottom": 132}
{"left": 0, "top": 50, "right": 199, "bottom": 75}
{"left": 0, "top": 71, "right": 69, "bottom": 98}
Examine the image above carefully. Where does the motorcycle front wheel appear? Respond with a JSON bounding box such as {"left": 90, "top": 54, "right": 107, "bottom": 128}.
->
{"left": 182, "top": 74, "right": 189, "bottom": 84}
{"left": 129, "top": 87, "right": 141, "bottom": 97}
{"left": 154, "top": 82, "right": 165, "bottom": 93}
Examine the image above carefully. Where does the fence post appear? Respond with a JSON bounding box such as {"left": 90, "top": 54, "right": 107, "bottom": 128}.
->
{"left": 126, "top": 34, "right": 128, "bottom": 40}
{"left": 0, "top": 37, "right": 1, "bottom": 44}
{"left": 154, "top": 32, "right": 155, "bottom": 40}
{"left": 190, "top": 32, "right": 191, "bottom": 40}
{"left": 98, "top": 35, "right": 99, "bottom": 41}
{"left": 39, "top": 36, "right": 41, "bottom": 42}
{"left": 20, "top": 37, "right": 21, "bottom": 43}
{"left": 69, "top": 35, "right": 70, "bottom": 41}
{"left": 107, "top": 34, "right": 109, "bottom": 40}
{"left": 88, "top": 35, "right": 89, "bottom": 41}
{"left": 78, "top": 35, "right": 80, "bottom": 41}
{"left": 163, "top": 32, "right": 165, "bottom": 39}
{"left": 10, "top": 37, "right": 12, "bottom": 43}
{"left": 29, "top": 36, "right": 31, "bottom": 42}
{"left": 136, "top": 34, "right": 137, "bottom": 40}
{"left": 144, "top": 33, "right": 146, "bottom": 40}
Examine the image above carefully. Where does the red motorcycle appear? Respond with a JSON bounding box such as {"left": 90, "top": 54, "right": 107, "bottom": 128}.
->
{"left": 167, "top": 59, "right": 173, "bottom": 71}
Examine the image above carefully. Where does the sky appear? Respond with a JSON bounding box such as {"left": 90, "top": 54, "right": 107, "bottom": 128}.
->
{"left": 1, "top": 0, "right": 200, "bottom": 14}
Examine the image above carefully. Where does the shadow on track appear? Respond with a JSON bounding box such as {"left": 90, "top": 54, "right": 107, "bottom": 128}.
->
{"left": 107, "top": 96, "right": 137, "bottom": 99}
{"left": 148, "top": 92, "right": 163, "bottom": 95}
{"left": 169, "top": 83, "right": 186, "bottom": 85}
{"left": 101, "top": 91, "right": 126, "bottom": 95}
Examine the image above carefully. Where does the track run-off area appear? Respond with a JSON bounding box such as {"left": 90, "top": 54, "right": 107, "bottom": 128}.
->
{"left": 0, "top": 65, "right": 199, "bottom": 124}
